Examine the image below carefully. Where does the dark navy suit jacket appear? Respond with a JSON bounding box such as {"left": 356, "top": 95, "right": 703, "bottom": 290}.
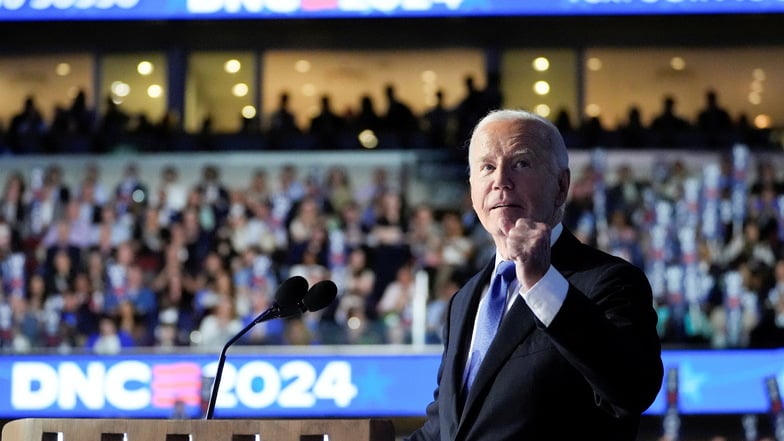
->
{"left": 406, "top": 228, "right": 663, "bottom": 441}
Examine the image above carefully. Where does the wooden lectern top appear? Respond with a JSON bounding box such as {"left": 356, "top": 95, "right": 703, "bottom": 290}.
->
{"left": 1, "top": 418, "right": 396, "bottom": 441}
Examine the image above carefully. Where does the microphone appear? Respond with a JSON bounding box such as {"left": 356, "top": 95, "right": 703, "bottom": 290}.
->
{"left": 204, "top": 275, "right": 308, "bottom": 419}
{"left": 302, "top": 279, "right": 338, "bottom": 313}
{"left": 253, "top": 275, "right": 309, "bottom": 322}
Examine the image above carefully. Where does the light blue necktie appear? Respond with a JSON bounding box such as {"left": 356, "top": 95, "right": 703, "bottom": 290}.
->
{"left": 464, "top": 260, "right": 516, "bottom": 393}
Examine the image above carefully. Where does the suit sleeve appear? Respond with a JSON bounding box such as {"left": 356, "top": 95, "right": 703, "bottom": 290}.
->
{"left": 404, "top": 364, "right": 443, "bottom": 441}
{"left": 544, "top": 260, "right": 663, "bottom": 417}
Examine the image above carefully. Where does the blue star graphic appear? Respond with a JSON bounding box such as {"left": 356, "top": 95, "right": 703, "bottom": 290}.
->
{"left": 354, "top": 364, "right": 391, "bottom": 405}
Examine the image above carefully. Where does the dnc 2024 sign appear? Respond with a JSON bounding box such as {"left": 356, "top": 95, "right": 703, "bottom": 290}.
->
{"left": 2, "top": 349, "right": 784, "bottom": 418}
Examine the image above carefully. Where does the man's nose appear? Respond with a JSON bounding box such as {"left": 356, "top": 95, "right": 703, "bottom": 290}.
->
{"left": 492, "top": 166, "right": 513, "bottom": 189}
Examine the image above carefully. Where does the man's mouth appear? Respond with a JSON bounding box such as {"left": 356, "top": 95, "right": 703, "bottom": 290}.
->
{"left": 491, "top": 203, "right": 520, "bottom": 210}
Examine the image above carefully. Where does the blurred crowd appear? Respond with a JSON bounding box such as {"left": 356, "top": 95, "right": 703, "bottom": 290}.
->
{"left": 1, "top": 142, "right": 784, "bottom": 355}
{"left": 0, "top": 80, "right": 779, "bottom": 156}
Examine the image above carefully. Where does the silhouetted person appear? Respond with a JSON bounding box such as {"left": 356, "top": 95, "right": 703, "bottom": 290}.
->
{"left": 382, "top": 84, "right": 418, "bottom": 147}
{"left": 422, "top": 89, "right": 451, "bottom": 149}
{"left": 46, "top": 106, "right": 71, "bottom": 154}
{"left": 479, "top": 72, "right": 503, "bottom": 115}
{"left": 352, "top": 94, "right": 382, "bottom": 135}
{"left": 138, "top": 110, "right": 182, "bottom": 152}
{"left": 309, "top": 95, "right": 346, "bottom": 148}
{"left": 69, "top": 89, "right": 94, "bottom": 136}
{"left": 697, "top": 89, "right": 733, "bottom": 147}
{"left": 650, "top": 95, "right": 690, "bottom": 147}
{"left": 554, "top": 108, "right": 573, "bottom": 133}
{"left": 579, "top": 115, "right": 606, "bottom": 147}
{"left": 268, "top": 91, "right": 300, "bottom": 149}
{"left": 734, "top": 113, "right": 768, "bottom": 147}
{"left": 455, "top": 75, "right": 484, "bottom": 147}
{"left": 240, "top": 114, "right": 260, "bottom": 134}
{"left": 7, "top": 95, "right": 46, "bottom": 154}
{"left": 619, "top": 106, "right": 647, "bottom": 148}
{"left": 94, "top": 96, "right": 130, "bottom": 153}
{"left": 198, "top": 115, "right": 216, "bottom": 150}
{"left": 134, "top": 113, "right": 155, "bottom": 136}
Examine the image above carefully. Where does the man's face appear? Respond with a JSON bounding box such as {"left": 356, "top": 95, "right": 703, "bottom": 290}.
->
{"left": 469, "top": 118, "right": 569, "bottom": 248}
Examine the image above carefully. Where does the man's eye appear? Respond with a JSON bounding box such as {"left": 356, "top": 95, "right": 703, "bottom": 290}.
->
{"left": 480, "top": 164, "right": 495, "bottom": 172}
{"left": 514, "top": 160, "right": 530, "bottom": 169}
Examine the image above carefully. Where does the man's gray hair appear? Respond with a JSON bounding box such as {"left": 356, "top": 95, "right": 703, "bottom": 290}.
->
{"left": 471, "top": 109, "right": 569, "bottom": 173}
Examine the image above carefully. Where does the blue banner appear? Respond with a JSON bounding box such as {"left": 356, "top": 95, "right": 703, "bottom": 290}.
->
{"left": 1, "top": 349, "right": 784, "bottom": 418}
{"left": 0, "top": 351, "right": 438, "bottom": 419}
{"left": 0, "top": 0, "right": 781, "bottom": 21}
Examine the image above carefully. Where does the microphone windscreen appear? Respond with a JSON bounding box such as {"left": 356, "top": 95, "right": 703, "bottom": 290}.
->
{"left": 303, "top": 280, "right": 338, "bottom": 312}
{"left": 274, "top": 275, "right": 308, "bottom": 306}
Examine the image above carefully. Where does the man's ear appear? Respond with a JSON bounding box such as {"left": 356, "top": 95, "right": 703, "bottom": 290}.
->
{"left": 556, "top": 168, "right": 571, "bottom": 207}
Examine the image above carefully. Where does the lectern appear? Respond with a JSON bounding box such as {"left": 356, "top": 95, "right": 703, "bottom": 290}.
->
{"left": 1, "top": 418, "right": 396, "bottom": 441}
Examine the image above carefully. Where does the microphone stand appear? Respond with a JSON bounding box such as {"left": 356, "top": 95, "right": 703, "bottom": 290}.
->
{"left": 203, "top": 276, "right": 333, "bottom": 419}
{"left": 204, "top": 307, "right": 278, "bottom": 419}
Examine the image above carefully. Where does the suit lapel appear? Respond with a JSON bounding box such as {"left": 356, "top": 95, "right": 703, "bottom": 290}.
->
{"left": 459, "top": 294, "right": 538, "bottom": 420}
{"left": 443, "top": 260, "right": 493, "bottom": 426}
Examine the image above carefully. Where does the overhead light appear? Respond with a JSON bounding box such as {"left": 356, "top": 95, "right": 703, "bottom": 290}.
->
{"left": 232, "top": 83, "right": 249, "bottom": 97}
{"left": 532, "top": 57, "right": 550, "bottom": 72}
{"left": 242, "top": 105, "right": 256, "bottom": 119}
{"left": 147, "top": 84, "right": 163, "bottom": 98}
{"left": 295, "top": 59, "right": 311, "bottom": 73}
{"left": 533, "top": 81, "right": 550, "bottom": 95}
{"left": 224, "top": 59, "right": 241, "bottom": 74}
{"left": 670, "top": 57, "right": 686, "bottom": 71}
{"left": 586, "top": 57, "right": 602, "bottom": 72}
{"left": 421, "top": 70, "right": 437, "bottom": 83}
{"left": 753, "top": 114, "right": 770, "bottom": 129}
{"left": 359, "top": 129, "right": 378, "bottom": 149}
{"left": 55, "top": 62, "right": 71, "bottom": 76}
{"left": 585, "top": 104, "right": 601, "bottom": 117}
{"left": 534, "top": 104, "right": 551, "bottom": 118}
{"left": 137, "top": 61, "right": 154, "bottom": 76}
{"left": 111, "top": 81, "right": 130, "bottom": 97}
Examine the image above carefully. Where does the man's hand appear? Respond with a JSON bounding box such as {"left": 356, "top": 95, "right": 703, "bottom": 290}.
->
{"left": 500, "top": 218, "right": 551, "bottom": 291}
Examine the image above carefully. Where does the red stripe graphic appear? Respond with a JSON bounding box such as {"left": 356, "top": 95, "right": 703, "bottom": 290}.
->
{"left": 151, "top": 363, "right": 203, "bottom": 407}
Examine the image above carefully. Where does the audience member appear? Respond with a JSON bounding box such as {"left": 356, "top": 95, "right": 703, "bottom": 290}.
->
{"left": 335, "top": 247, "right": 376, "bottom": 327}
{"left": 619, "top": 106, "right": 647, "bottom": 148}
{"left": 697, "top": 89, "right": 733, "bottom": 147}
{"left": 421, "top": 89, "right": 451, "bottom": 149}
{"left": 351, "top": 94, "right": 383, "bottom": 136}
{"left": 376, "top": 261, "right": 416, "bottom": 343}
{"left": 267, "top": 91, "right": 300, "bottom": 148}
{"left": 454, "top": 75, "right": 484, "bottom": 147}
{"left": 7, "top": 96, "right": 46, "bottom": 154}
{"left": 86, "top": 314, "right": 135, "bottom": 354}
{"left": 195, "top": 292, "right": 242, "bottom": 350}
{"left": 1, "top": 172, "right": 27, "bottom": 237}
{"left": 195, "top": 164, "right": 231, "bottom": 230}
{"left": 94, "top": 96, "right": 131, "bottom": 152}
{"left": 650, "top": 95, "right": 691, "bottom": 147}
{"left": 309, "top": 95, "right": 347, "bottom": 148}
{"left": 381, "top": 84, "right": 418, "bottom": 147}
